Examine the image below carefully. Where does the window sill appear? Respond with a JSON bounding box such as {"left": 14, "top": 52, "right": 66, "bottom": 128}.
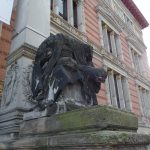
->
{"left": 50, "top": 12, "right": 86, "bottom": 42}
{"left": 101, "top": 46, "right": 123, "bottom": 63}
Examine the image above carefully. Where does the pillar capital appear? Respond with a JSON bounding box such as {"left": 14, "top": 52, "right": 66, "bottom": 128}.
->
{"left": 110, "top": 31, "right": 115, "bottom": 35}
{"left": 103, "top": 24, "right": 108, "bottom": 30}
{"left": 116, "top": 74, "right": 121, "bottom": 80}
{"left": 108, "top": 70, "right": 114, "bottom": 75}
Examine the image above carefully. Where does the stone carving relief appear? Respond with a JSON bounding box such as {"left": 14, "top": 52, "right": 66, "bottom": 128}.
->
{"left": 22, "top": 64, "right": 36, "bottom": 105}
{"left": 2, "top": 62, "right": 20, "bottom": 106}
{"left": 1, "top": 61, "right": 37, "bottom": 111}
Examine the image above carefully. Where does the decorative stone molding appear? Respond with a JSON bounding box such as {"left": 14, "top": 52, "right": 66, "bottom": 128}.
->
{"left": 96, "top": 0, "right": 147, "bottom": 53}
{"left": 22, "top": 64, "right": 36, "bottom": 104}
{"left": 2, "top": 62, "right": 20, "bottom": 107}
{"left": 100, "top": 47, "right": 127, "bottom": 76}
{"left": 96, "top": 4, "right": 123, "bottom": 33}
{"left": 1, "top": 60, "right": 35, "bottom": 111}
{"left": 127, "top": 36, "right": 147, "bottom": 53}
{"left": 136, "top": 74, "right": 150, "bottom": 90}
{"left": 7, "top": 44, "right": 37, "bottom": 65}
{"left": 51, "top": 12, "right": 87, "bottom": 42}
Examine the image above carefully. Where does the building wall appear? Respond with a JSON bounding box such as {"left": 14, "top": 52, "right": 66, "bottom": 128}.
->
{"left": 120, "top": 32, "right": 133, "bottom": 68}
{"left": 84, "top": 0, "right": 100, "bottom": 47}
{"left": 84, "top": 0, "right": 149, "bottom": 121}
{"left": 0, "top": 0, "right": 150, "bottom": 131}
{"left": 0, "top": 11, "right": 16, "bottom": 98}
{"left": 128, "top": 79, "right": 141, "bottom": 115}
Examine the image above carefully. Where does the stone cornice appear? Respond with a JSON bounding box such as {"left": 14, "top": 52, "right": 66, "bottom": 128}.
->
{"left": 7, "top": 44, "right": 36, "bottom": 65}
{"left": 96, "top": 1, "right": 147, "bottom": 52}
{"left": 100, "top": 47, "right": 128, "bottom": 76}
{"left": 126, "top": 37, "right": 146, "bottom": 53}
{"left": 96, "top": 3, "right": 122, "bottom": 33}
{"left": 135, "top": 74, "right": 150, "bottom": 90}
{"left": 51, "top": 12, "right": 87, "bottom": 42}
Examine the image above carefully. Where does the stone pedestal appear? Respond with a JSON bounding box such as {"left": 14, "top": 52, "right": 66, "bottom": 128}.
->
{"left": 0, "top": 106, "right": 150, "bottom": 149}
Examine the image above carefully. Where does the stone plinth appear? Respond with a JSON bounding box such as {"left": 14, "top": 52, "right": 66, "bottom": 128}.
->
{"left": 0, "top": 106, "right": 150, "bottom": 150}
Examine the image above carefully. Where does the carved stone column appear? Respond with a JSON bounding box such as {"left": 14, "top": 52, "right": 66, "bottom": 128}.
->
{"left": 139, "top": 56, "right": 144, "bottom": 75}
{"left": 67, "top": 0, "right": 74, "bottom": 26}
{"left": 139, "top": 87, "right": 145, "bottom": 116}
{"left": 143, "top": 89, "right": 148, "bottom": 117}
{"left": 137, "top": 54, "right": 141, "bottom": 73}
{"left": 146, "top": 91, "right": 150, "bottom": 116}
{"left": 98, "top": 15, "right": 104, "bottom": 47}
{"left": 53, "top": 0, "right": 59, "bottom": 15}
{"left": 77, "top": 0, "right": 85, "bottom": 33}
{"left": 102, "top": 25, "right": 110, "bottom": 52}
{"left": 137, "top": 87, "right": 144, "bottom": 115}
{"left": 110, "top": 31, "right": 117, "bottom": 57}
{"left": 135, "top": 53, "right": 140, "bottom": 72}
{"left": 108, "top": 70, "right": 118, "bottom": 108}
{"left": 129, "top": 47, "right": 134, "bottom": 68}
{"left": 115, "top": 35, "right": 123, "bottom": 60}
{"left": 116, "top": 75, "right": 125, "bottom": 109}
{"left": 122, "top": 78, "right": 132, "bottom": 111}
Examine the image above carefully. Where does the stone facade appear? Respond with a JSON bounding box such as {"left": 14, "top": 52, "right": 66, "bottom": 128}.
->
{"left": 0, "top": 0, "right": 150, "bottom": 134}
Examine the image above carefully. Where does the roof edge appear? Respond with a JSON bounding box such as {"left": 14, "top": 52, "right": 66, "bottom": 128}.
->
{"left": 121, "top": 0, "right": 149, "bottom": 29}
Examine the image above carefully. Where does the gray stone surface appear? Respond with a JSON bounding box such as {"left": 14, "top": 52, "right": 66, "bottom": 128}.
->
{"left": 20, "top": 105, "right": 138, "bottom": 135}
{"left": 1, "top": 57, "right": 35, "bottom": 111}
{"left": 0, "top": 109, "right": 23, "bottom": 142}
{"left": 0, "top": 106, "right": 149, "bottom": 149}
{"left": 1, "top": 130, "right": 149, "bottom": 150}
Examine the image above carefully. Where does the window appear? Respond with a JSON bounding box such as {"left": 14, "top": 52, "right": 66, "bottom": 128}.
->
{"left": 138, "top": 86, "right": 150, "bottom": 117}
{"left": 51, "top": 0, "right": 53, "bottom": 10}
{"left": 130, "top": 47, "right": 144, "bottom": 75}
{"left": 102, "top": 22, "right": 122, "bottom": 58}
{"left": 51, "top": 0, "right": 83, "bottom": 30}
{"left": 59, "top": 0, "right": 67, "bottom": 20}
{"left": 106, "top": 69, "right": 131, "bottom": 111}
{"left": 73, "top": 0, "right": 78, "bottom": 28}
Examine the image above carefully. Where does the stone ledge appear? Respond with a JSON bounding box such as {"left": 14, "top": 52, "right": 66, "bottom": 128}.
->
{"left": 20, "top": 105, "right": 138, "bottom": 135}
{"left": 0, "top": 106, "right": 149, "bottom": 150}
{"left": 0, "top": 109, "right": 23, "bottom": 135}
{"left": 1, "top": 131, "right": 150, "bottom": 150}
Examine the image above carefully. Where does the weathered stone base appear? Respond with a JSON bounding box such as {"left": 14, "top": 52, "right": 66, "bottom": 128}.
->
{"left": 0, "top": 106, "right": 150, "bottom": 150}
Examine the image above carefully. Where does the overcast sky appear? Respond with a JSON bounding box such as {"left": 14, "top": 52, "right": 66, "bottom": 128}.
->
{"left": 133, "top": 0, "right": 150, "bottom": 65}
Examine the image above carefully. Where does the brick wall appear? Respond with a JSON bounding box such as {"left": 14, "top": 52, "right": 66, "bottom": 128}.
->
{"left": 128, "top": 79, "right": 141, "bottom": 116}
{"left": 120, "top": 32, "right": 133, "bottom": 68}
{"left": 0, "top": 11, "right": 16, "bottom": 95}
{"left": 84, "top": 0, "right": 108, "bottom": 105}
{"left": 84, "top": 0, "right": 144, "bottom": 115}
{"left": 84, "top": 0, "right": 100, "bottom": 47}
